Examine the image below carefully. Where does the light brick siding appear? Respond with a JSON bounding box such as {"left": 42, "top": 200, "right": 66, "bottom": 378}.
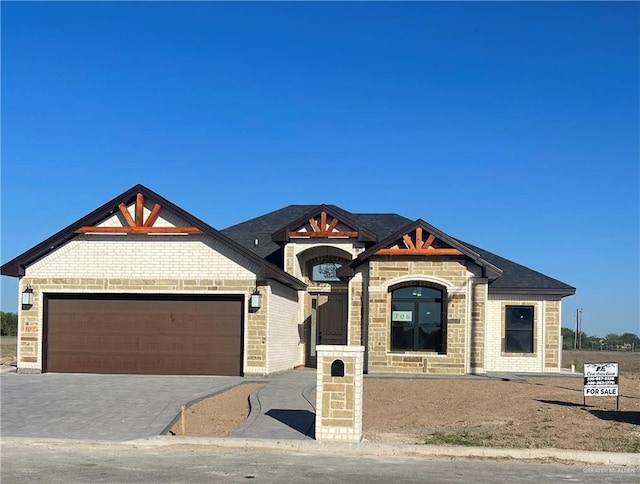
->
{"left": 97, "top": 200, "right": 189, "bottom": 229}
{"left": 26, "top": 235, "right": 259, "bottom": 279}
{"left": 266, "top": 282, "right": 304, "bottom": 374}
{"left": 485, "top": 294, "right": 562, "bottom": 373}
{"left": 17, "top": 231, "right": 268, "bottom": 374}
{"left": 364, "top": 258, "right": 485, "bottom": 375}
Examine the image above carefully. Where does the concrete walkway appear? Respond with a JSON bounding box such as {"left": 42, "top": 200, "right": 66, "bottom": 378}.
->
{"left": 232, "top": 368, "right": 316, "bottom": 440}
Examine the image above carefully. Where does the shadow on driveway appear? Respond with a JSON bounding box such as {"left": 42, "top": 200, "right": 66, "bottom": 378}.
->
{"left": 265, "top": 409, "right": 315, "bottom": 438}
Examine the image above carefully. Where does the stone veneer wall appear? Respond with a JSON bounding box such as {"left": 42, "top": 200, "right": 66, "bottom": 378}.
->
{"left": 348, "top": 271, "right": 364, "bottom": 346}
{"left": 283, "top": 240, "right": 366, "bottom": 351}
{"left": 17, "top": 277, "right": 267, "bottom": 375}
{"left": 315, "top": 345, "right": 364, "bottom": 442}
{"left": 365, "top": 258, "right": 484, "bottom": 375}
{"left": 544, "top": 300, "right": 561, "bottom": 371}
{"left": 469, "top": 280, "right": 487, "bottom": 373}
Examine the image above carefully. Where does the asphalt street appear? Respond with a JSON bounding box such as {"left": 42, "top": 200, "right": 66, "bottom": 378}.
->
{"left": 1, "top": 441, "right": 638, "bottom": 484}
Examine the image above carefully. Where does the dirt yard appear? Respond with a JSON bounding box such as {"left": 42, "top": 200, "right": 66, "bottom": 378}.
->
{"left": 3, "top": 337, "right": 637, "bottom": 451}
{"left": 170, "top": 383, "right": 263, "bottom": 437}
{"left": 178, "top": 350, "right": 639, "bottom": 452}
{"left": 0, "top": 336, "right": 17, "bottom": 368}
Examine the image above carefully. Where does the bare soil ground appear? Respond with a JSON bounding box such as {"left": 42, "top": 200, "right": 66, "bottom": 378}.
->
{"left": 4, "top": 337, "right": 637, "bottom": 451}
{"left": 0, "top": 336, "right": 17, "bottom": 369}
{"left": 170, "top": 383, "right": 263, "bottom": 437}
{"left": 179, "top": 350, "right": 639, "bottom": 452}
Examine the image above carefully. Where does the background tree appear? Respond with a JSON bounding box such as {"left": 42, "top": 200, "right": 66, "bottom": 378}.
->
{"left": 620, "top": 333, "right": 640, "bottom": 346}
{"left": 0, "top": 311, "right": 18, "bottom": 336}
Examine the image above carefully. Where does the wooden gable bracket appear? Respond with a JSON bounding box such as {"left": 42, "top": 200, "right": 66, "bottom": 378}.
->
{"left": 375, "top": 227, "right": 463, "bottom": 256}
{"left": 289, "top": 210, "right": 358, "bottom": 238}
{"left": 75, "top": 193, "right": 204, "bottom": 235}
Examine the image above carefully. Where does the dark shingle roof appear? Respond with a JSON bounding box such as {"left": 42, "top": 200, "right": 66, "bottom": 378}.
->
{"left": 220, "top": 205, "right": 317, "bottom": 260}
{"left": 3, "top": 187, "right": 574, "bottom": 297}
{"left": 347, "top": 213, "right": 413, "bottom": 241}
{"left": 221, "top": 204, "right": 575, "bottom": 297}
{"left": 456, "top": 240, "right": 575, "bottom": 295}
{"left": 220, "top": 205, "right": 412, "bottom": 259}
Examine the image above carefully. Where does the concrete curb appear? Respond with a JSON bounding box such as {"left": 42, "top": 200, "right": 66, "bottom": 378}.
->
{"left": 161, "top": 379, "right": 270, "bottom": 437}
{"left": 302, "top": 383, "right": 316, "bottom": 411}
{"left": 231, "top": 383, "right": 264, "bottom": 437}
{"left": 2, "top": 436, "right": 638, "bottom": 466}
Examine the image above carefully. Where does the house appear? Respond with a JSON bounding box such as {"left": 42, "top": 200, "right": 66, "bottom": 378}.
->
{"left": 1, "top": 184, "right": 575, "bottom": 376}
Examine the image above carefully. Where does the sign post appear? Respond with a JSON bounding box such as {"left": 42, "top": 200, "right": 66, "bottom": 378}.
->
{"left": 583, "top": 362, "right": 619, "bottom": 410}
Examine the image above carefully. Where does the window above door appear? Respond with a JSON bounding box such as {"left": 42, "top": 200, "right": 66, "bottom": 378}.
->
{"left": 311, "top": 262, "right": 343, "bottom": 282}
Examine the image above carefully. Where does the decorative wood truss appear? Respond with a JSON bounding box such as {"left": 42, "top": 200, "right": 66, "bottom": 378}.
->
{"left": 289, "top": 210, "right": 358, "bottom": 239}
{"left": 75, "top": 193, "right": 204, "bottom": 235}
{"left": 375, "top": 227, "right": 463, "bottom": 256}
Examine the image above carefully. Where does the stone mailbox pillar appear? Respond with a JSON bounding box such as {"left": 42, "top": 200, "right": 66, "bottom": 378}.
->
{"left": 315, "top": 345, "right": 364, "bottom": 442}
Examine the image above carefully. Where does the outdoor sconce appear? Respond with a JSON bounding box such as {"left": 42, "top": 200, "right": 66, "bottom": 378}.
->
{"left": 22, "top": 285, "right": 34, "bottom": 308}
{"left": 249, "top": 290, "right": 262, "bottom": 311}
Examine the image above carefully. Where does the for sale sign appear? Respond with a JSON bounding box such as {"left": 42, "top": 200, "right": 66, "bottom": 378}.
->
{"left": 583, "top": 362, "right": 619, "bottom": 397}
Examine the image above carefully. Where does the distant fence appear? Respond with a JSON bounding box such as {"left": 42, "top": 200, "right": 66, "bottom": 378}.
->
{"left": 562, "top": 342, "right": 636, "bottom": 352}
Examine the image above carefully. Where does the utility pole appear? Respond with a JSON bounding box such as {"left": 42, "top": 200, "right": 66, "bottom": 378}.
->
{"left": 577, "top": 308, "right": 583, "bottom": 350}
{"left": 574, "top": 308, "right": 578, "bottom": 350}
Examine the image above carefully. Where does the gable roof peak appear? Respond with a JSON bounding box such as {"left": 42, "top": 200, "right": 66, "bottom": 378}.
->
{"left": 271, "top": 204, "right": 377, "bottom": 243}
{"left": 337, "top": 217, "right": 502, "bottom": 280}
{"left": 1, "top": 185, "right": 306, "bottom": 290}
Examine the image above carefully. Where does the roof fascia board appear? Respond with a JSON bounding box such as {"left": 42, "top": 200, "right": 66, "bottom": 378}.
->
{"left": 271, "top": 204, "right": 377, "bottom": 243}
{"left": 260, "top": 263, "right": 306, "bottom": 290}
{"left": 339, "top": 219, "right": 502, "bottom": 280}
{"left": 1, "top": 184, "right": 306, "bottom": 291}
{"left": 489, "top": 287, "right": 576, "bottom": 297}
{"left": 1, "top": 184, "right": 145, "bottom": 277}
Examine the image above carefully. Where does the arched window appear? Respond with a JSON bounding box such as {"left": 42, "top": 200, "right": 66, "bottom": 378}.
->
{"left": 310, "top": 262, "right": 343, "bottom": 282}
{"left": 390, "top": 285, "right": 446, "bottom": 353}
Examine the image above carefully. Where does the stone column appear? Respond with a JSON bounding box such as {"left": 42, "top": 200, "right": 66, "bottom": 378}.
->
{"left": 315, "top": 345, "right": 364, "bottom": 442}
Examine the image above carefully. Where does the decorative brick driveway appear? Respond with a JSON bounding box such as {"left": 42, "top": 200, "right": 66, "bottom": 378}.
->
{"left": 1, "top": 373, "right": 243, "bottom": 441}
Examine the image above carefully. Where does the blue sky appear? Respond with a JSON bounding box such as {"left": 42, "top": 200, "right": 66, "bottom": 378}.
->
{"left": 1, "top": 2, "right": 638, "bottom": 337}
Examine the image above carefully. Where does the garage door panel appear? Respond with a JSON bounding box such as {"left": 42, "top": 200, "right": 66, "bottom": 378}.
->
{"left": 46, "top": 296, "right": 243, "bottom": 375}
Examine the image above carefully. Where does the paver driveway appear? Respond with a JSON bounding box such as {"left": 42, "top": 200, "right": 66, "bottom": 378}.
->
{"left": 0, "top": 373, "right": 243, "bottom": 441}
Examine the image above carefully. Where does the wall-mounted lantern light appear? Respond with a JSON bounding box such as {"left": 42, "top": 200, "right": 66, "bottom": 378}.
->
{"left": 22, "top": 285, "right": 34, "bottom": 307}
{"left": 249, "top": 289, "right": 262, "bottom": 311}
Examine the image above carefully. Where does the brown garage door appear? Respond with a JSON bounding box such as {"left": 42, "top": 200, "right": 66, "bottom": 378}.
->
{"left": 45, "top": 295, "right": 243, "bottom": 375}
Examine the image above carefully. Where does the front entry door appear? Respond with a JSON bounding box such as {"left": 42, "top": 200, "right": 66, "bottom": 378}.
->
{"left": 317, "top": 293, "right": 348, "bottom": 345}
{"left": 307, "top": 292, "right": 348, "bottom": 367}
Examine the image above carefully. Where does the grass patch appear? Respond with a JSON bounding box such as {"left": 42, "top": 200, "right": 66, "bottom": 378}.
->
{"left": 424, "top": 430, "right": 489, "bottom": 447}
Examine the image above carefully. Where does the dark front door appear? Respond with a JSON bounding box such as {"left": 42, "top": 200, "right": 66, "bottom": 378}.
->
{"left": 317, "top": 293, "right": 348, "bottom": 345}
{"left": 306, "top": 292, "right": 348, "bottom": 367}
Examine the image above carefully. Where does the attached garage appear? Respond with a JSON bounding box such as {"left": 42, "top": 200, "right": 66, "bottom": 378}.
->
{"left": 44, "top": 294, "right": 243, "bottom": 376}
